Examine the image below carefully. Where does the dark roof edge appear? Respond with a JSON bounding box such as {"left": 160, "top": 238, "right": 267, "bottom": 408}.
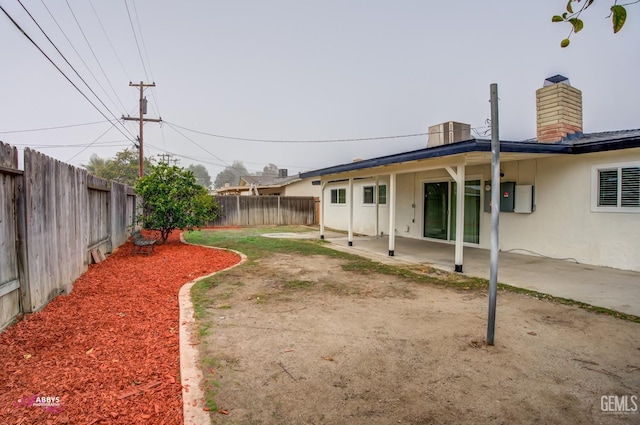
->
{"left": 301, "top": 133, "right": 640, "bottom": 179}
{"left": 300, "top": 138, "right": 569, "bottom": 179}
{"left": 571, "top": 135, "right": 640, "bottom": 154}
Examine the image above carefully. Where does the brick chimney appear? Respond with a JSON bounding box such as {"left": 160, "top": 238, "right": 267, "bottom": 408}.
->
{"left": 536, "top": 75, "right": 583, "bottom": 142}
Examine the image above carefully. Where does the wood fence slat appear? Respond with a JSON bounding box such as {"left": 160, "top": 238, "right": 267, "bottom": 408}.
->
{"left": 210, "top": 195, "right": 316, "bottom": 226}
{"left": 0, "top": 142, "right": 20, "bottom": 330}
{"left": 0, "top": 145, "right": 136, "bottom": 318}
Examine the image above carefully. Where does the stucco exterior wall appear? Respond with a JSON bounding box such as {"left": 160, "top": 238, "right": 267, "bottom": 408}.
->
{"left": 283, "top": 178, "right": 321, "bottom": 197}
{"left": 321, "top": 147, "right": 640, "bottom": 271}
{"left": 482, "top": 148, "right": 640, "bottom": 272}
{"left": 323, "top": 177, "right": 389, "bottom": 235}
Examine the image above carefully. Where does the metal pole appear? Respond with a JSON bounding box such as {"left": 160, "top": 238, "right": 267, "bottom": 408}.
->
{"left": 487, "top": 83, "right": 500, "bottom": 345}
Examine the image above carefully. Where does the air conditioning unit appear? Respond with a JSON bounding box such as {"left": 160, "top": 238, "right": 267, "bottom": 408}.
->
{"left": 427, "top": 121, "right": 471, "bottom": 147}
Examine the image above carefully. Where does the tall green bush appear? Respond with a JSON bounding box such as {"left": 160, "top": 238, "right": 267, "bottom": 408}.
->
{"left": 135, "top": 163, "right": 219, "bottom": 243}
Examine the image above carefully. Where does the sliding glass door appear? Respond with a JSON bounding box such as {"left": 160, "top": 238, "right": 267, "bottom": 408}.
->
{"left": 424, "top": 180, "right": 480, "bottom": 244}
{"left": 424, "top": 182, "right": 449, "bottom": 240}
{"left": 450, "top": 180, "right": 481, "bottom": 244}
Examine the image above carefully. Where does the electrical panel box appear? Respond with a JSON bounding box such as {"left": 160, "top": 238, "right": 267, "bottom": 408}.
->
{"left": 514, "top": 185, "right": 535, "bottom": 213}
{"left": 483, "top": 182, "right": 515, "bottom": 213}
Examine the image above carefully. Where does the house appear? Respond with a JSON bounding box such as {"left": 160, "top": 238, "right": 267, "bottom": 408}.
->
{"left": 214, "top": 169, "right": 321, "bottom": 197}
{"left": 300, "top": 76, "right": 640, "bottom": 272}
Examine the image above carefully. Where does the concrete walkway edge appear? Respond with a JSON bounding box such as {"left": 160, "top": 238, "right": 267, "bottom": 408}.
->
{"left": 179, "top": 234, "right": 247, "bottom": 425}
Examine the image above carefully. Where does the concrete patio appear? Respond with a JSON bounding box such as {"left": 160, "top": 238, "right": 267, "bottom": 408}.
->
{"left": 322, "top": 234, "right": 640, "bottom": 317}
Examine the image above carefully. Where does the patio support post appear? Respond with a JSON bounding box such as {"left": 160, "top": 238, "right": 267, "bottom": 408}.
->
{"left": 455, "top": 164, "right": 465, "bottom": 272}
{"left": 375, "top": 175, "right": 379, "bottom": 237}
{"left": 320, "top": 179, "right": 325, "bottom": 239}
{"left": 388, "top": 172, "right": 396, "bottom": 256}
{"left": 348, "top": 177, "right": 353, "bottom": 246}
{"left": 446, "top": 163, "right": 466, "bottom": 272}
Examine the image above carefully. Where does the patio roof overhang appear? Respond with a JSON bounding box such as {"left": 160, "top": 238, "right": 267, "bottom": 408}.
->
{"left": 301, "top": 139, "right": 570, "bottom": 181}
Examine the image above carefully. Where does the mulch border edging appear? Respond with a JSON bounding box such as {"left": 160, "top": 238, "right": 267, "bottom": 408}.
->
{"left": 179, "top": 233, "right": 247, "bottom": 425}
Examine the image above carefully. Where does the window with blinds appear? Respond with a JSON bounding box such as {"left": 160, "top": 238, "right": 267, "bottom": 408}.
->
{"left": 621, "top": 167, "right": 640, "bottom": 207}
{"left": 598, "top": 169, "right": 618, "bottom": 206}
{"left": 594, "top": 164, "right": 640, "bottom": 211}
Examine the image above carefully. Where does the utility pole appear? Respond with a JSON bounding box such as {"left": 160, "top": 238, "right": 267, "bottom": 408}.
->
{"left": 487, "top": 83, "right": 500, "bottom": 346}
{"left": 157, "top": 153, "right": 179, "bottom": 166}
{"left": 157, "top": 153, "right": 171, "bottom": 164}
{"left": 122, "top": 81, "right": 162, "bottom": 177}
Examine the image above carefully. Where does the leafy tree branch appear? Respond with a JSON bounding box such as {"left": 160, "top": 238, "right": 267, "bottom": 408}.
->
{"left": 553, "top": 0, "right": 638, "bottom": 47}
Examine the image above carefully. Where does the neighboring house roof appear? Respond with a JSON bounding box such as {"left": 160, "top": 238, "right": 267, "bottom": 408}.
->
{"left": 300, "top": 129, "right": 640, "bottom": 179}
{"left": 214, "top": 173, "right": 303, "bottom": 194}
{"left": 239, "top": 174, "right": 300, "bottom": 186}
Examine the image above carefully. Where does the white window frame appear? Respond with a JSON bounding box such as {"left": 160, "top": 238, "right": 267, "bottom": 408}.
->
{"left": 378, "top": 184, "right": 387, "bottom": 205}
{"left": 591, "top": 161, "right": 640, "bottom": 213}
{"left": 363, "top": 186, "right": 375, "bottom": 205}
{"left": 330, "top": 188, "right": 347, "bottom": 205}
{"left": 362, "top": 184, "right": 388, "bottom": 206}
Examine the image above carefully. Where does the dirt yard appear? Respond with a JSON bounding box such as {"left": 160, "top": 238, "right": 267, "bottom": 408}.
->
{"left": 200, "top": 252, "right": 640, "bottom": 425}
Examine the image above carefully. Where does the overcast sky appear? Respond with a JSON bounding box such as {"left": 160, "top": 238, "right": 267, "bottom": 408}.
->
{"left": 0, "top": 1, "right": 638, "bottom": 180}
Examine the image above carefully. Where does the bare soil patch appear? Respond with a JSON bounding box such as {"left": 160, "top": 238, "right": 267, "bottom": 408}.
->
{"left": 201, "top": 253, "right": 640, "bottom": 425}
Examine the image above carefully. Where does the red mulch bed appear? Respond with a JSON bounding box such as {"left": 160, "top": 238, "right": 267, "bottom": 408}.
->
{"left": 0, "top": 231, "right": 239, "bottom": 424}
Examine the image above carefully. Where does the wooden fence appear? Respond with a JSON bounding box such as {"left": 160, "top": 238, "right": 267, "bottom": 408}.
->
{"left": 0, "top": 143, "right": 21, "bottom": 332}
{"left": 0, "top": 142, "right": 136, "bottom": 331}
{"left": 211, "top": 195, "right": 317, "bottom": 226}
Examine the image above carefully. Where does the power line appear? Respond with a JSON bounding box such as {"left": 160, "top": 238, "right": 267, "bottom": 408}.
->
{"left": 1, "top": 3, "right": 135, "bottom": 143}
{"left": 145, "top": 144, "right": 229, "bottom": 169}
{"left": 64, "top": 0, "right": 128, "bottom": 113}
{"left": 67, "top": 124, "right": 118, "bottom": 162}
{"left": 165, "top": 121, "right": 490, "bottom": 144}
{"left": 131, "top": 0, "right": 162, "bottom": 116}
{"left": 149, "top": 126, "right": 264, "bottom": 175}
{"left": 88, "top": 0, "right": 131, "bottom": 83}
{"left": 0, "top": 120, "right": 110, "bottom": 134}
{"left": 164, "top": 120, "right": 233, "bottom": 168}
{"left": 37, "top": 0, "right": 130, "bottom": 118}
{"left": 9, "top": 140, "right": 130, "bottom": 148}
{"left": 145, "top": 142, "right": 312, "bottom": 175}
{"left": 124, "top": 0, "right": 149, "bottom": 82}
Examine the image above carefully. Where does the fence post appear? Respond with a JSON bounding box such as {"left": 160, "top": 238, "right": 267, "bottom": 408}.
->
{"left": 277, "top": 196, "right": 281, "bottom": 226}
{"left": 15, "top": 170, "right": 32, "bottom": 313}
{"left": 236, "top": 196, "right": 241, "bottom": 226}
